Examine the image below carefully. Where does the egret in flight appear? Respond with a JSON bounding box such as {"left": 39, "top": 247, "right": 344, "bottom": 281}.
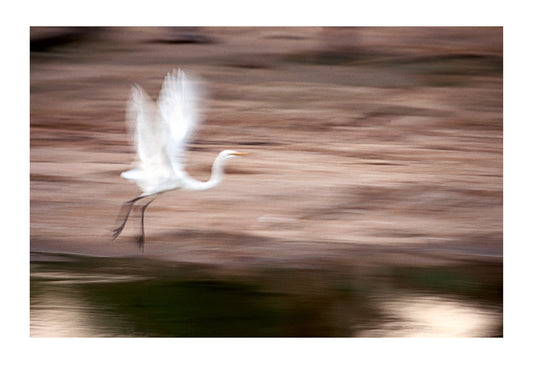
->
{"left": 113, "top": 69, "right": 248, "bottom": 252}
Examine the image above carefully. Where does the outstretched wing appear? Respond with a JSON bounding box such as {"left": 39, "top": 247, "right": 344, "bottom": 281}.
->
{"left": 157, "top": 69, "right": 204, "bottom": 176}
{"left": 123, "top": 84, "right": 172, "bottom": 187}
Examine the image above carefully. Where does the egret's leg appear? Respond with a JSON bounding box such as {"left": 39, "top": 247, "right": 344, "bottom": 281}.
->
{"left": 112, "top": 195, "right": 146, "bottom": 240}
{"left": 137, "top": 196, "right": 158, "bottom": 253}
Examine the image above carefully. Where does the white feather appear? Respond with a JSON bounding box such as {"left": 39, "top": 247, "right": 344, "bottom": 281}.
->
{"left": 158, "top": 69, "right": 204, "bottom": 175}
{"left": 122, "top": 69, "right": 204, "bottom": 194}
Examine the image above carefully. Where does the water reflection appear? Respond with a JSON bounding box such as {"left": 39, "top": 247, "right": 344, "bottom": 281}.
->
{"left": 359, "top": 294, "right": 501, "bottom": 337}
{"left": 30, "top": 252, "right": 502, "bottom": 337}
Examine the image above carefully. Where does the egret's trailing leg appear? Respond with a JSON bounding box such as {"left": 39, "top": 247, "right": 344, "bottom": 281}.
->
{"left": 138, "top": 195, "right": 158, "bottom": 253}
{"left": 112, "top": 195, "right": 148, "bottom": 240}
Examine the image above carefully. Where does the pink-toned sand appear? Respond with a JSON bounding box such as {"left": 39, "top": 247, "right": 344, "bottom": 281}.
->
{"left": 30, "top": 27, "right": 502, "bottom": 269}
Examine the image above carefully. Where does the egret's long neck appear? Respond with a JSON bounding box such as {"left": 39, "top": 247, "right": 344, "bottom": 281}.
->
{"left": 187, "top": 152, "right": 228, "bottom": 191}
{"left": 207, "top": 152, "right": 228, "bottom": 189}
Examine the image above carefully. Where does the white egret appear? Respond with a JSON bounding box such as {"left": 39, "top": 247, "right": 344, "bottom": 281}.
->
{"left": 113, "top": 69, "right": 248, "bottom": 252}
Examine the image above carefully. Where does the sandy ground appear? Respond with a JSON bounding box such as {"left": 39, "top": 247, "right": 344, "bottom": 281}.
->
{"left": 30, "top": 27, "right": 502, "bottom": 270}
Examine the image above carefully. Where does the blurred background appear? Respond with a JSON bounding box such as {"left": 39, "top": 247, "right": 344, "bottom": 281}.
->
{"left": 30, "top": 27, "right": 502, "bottom": 337}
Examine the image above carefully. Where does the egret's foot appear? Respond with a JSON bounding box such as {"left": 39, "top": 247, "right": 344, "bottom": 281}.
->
{"left": 112, "top": 225, "right": 124, "bottom": 240}
{"left": 137, "top": 235, "right": 145, "bottom": 253}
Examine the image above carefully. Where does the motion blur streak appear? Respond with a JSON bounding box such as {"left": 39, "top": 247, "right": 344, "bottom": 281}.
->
{"left": 30, "top": 27, "right": 502, "bottom": 337}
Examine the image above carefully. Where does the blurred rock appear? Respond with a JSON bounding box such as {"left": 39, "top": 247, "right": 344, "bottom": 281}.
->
{"left": 30, "top": 27, "right": 103, "bottom": 52}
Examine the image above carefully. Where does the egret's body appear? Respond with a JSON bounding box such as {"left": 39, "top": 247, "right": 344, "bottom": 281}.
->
{"left": 113, "top": 69, "right": 246, "bottom": 251}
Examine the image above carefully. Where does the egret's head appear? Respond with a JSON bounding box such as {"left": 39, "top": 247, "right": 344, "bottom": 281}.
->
{"left": 211, "top": 150, "right": 249, "bottom": 176}
{"left": 220, "top": 150, "right": 250, "bottom": 160}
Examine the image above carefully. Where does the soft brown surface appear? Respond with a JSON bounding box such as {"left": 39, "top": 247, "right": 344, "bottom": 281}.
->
{"left": 30, "top": 27, "right": 502, "bottom": 269}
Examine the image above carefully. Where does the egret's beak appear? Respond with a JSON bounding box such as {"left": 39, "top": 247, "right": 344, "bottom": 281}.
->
{"left": 231, "top": 152, "right": 250, "bottom": 156}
